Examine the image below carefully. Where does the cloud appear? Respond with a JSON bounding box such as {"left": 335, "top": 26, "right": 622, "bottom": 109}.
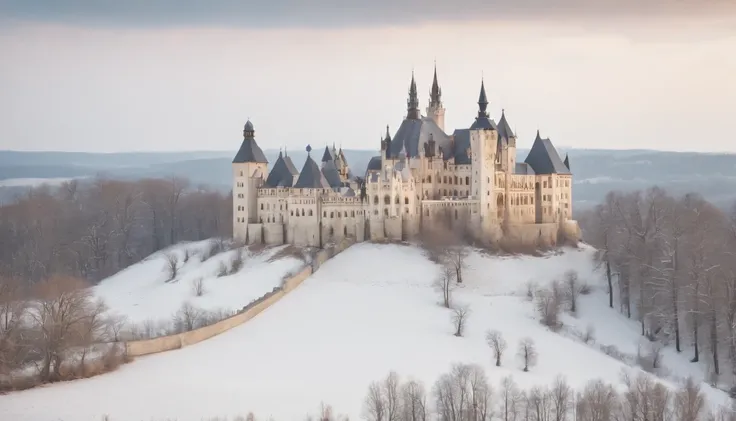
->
{"left": 1, "top": 0, "right": 734, "bottom": 28}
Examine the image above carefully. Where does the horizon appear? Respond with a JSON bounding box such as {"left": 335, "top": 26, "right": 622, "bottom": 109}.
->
{"left": 2, "top": 2, "right": 735, "bottom": 153}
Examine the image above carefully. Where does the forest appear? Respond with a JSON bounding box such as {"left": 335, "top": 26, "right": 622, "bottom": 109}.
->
{"left": 580, "top": 188, "right": 736, "bottom": 389}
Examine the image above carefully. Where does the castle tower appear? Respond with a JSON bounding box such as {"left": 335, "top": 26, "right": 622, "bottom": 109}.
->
{"left": 407, "top": 72, "right": 421, "bottom": 120}
{"left": 426, "top": 64, "right": 445, "bottom": 131}
{"left": 232, "top": 119, "right": 269, "bottom": 242}
{"left": 469, "top": 80, "right": 498, "bottom": 228}
{"left": 496, "top": 109, "right": 517, "bottom": 172}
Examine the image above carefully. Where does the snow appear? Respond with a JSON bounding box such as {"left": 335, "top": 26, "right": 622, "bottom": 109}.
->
{"left": 94, "top": 240, "right": 305, "bottom": 326}
{"left": 0, "top": 177, "right": 82, "bottom": 187}
{"left": 0, "top": 243, "right": 729, "bottom": 421}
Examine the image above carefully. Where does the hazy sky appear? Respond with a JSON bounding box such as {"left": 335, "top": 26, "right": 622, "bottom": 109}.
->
{"left": 1, "top": 1, "right": 735, "bottom": 153}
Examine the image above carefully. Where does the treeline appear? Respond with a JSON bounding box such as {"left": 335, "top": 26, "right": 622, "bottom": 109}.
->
{"left": 0, "top": 176, "right": 232, "bottom": 283}
{"left": 580, "top": 188, "right": 736, "bottom": 387}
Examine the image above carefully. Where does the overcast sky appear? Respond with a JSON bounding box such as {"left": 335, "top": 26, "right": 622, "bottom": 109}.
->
{"left": 1, "top": 1, "right": 735, "bottom": 153}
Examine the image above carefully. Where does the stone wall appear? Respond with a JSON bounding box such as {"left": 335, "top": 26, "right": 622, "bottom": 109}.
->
{"left": 124, "top": 241, "right": 351, "bottom": 358}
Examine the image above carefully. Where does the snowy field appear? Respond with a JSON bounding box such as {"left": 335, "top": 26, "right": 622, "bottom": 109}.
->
{"left": 0, "top": 243, "right": 728, "bottom": 421}
{"left": 94, "top": 240, "right": 306, "bottom": 326}
{"left": 0, "top": 177, "right": 82, "bottom": 187}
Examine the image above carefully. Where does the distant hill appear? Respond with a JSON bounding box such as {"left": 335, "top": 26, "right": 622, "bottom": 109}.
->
{"left": 2, "top": 148, "right": 736, "bottom": 210}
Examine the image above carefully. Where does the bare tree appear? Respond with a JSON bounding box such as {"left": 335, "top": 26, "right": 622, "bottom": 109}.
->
{"left": 673, "top": 377, "right": 705, "bottom": 421}
{"left": 536, "top": 282, "right": 564, "bottom": 330}
{"left": 499, "top": 376, "right": 521, "bottom": 421}
{"left": 164, "top": 252, "right": 179, "bottom": 282}
{"left": 0, "top": 276, "right": 28, "bottom": 374}
{"left": 363, "top": 371, "right": 401, "bottom": 421}
{"left": 229, "top": 247, "right": 245, "bottom": 275}
{"left": 173, "top": 302, "right": 203, "bottom": 332}
{"left": 192, "top": 277, "right": 205, "bottom": 297}
{"left": 575, "top": 379, "right": 619, "bottom": 421}
{"left": 549, "top": 375, "right": 572, "bottom": 421}
{"left": 364, "top": 380, "right": 386, "bottom": 421}
{"left": 485, "top": 330, "right": 507, "bottom": 367}
{"left": 517, "top": 337, "right": 537, "bottom": 372}
{"left": 564, "top": 270, "right": 582, "bottom": 314}
{"left": 434, "top": 265, "right": 456, "bottom": 309}
{"left": 400, "top": 379, "right": 428, "bottom": 421}
{"left": 452, "top": 304, "right": 471, "bottom": 337}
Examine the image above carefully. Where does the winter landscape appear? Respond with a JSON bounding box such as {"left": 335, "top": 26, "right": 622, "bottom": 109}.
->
{"left": 0, "top": 240, "right": 733, "bottom": 421}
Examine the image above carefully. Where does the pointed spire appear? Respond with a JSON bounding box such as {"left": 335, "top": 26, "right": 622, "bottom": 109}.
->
{"left": 535, "top": 129, "right": 541, "bottom": 141}
{"left": 477, "top": 78, "right": 489, "bottom": 117}
{"left": 243, "top": 119, "right": 255, "bottom": 139}
{"left": 430, "top": 62, "right": 441, "bottom": 106}
{"left": 384, "top": 124, "right": 391, "bottom": 141}
{"left": 563, "top": 154, "right": 570, "bottom": 170}
{"left": 407, "top": 71, "right": 420, "bottom": 119}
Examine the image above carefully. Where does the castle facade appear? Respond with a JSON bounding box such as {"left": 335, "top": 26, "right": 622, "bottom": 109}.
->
{"left": 233, "top": 68, "right": 579, "bottom": 247}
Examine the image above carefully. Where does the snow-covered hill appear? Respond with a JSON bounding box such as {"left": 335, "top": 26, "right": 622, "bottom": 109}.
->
{"left": 94, "top": 240, "right": 305, "bottom": 328}
{"left": 0, "top": 243, "right": 729, "bottom": 421}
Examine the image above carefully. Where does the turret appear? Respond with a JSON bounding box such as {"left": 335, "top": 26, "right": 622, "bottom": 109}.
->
{"left": 407, "top": 72, "right": 420, "bottom": 120}
{"left": 426, "top": 63, "right": 446, "bottom": 131}
{"left": 232, "top": 119, "right": 269, "bottom": 242}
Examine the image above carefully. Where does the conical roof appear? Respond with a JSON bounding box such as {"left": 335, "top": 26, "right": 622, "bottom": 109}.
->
{"left": 295, "top": 153, "right": 331, "bottom": 189}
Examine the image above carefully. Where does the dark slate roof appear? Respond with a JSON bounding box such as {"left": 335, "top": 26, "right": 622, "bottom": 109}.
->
{"left": 563, "top": 154, "right": 570, "bottom": 170}
{"left": 321, "top": 159, "right": 342, "bottom": 188}
{"left": 321, "top": 146, "right": 335, "bottom": 162}
{"left": 366, "top": 156, "right": 382, "bottom": 173}
{"left": 470, "top": 116, "right": 497, "bottom": 130}
{"left": 497, "top": 111, "right": 515, "bottom": 140}
{"left": 283, "top": 154, "right": 299, "bottom": 176}
{"left": 232, "top": 136, "right": 268, "bottom": 164}
{"left": 389, "top": 117, "right": 451, "bottom": 159}
{"left": 515, "top": 162, "right": 536, "bottom": 175}
{"left": 265, "top": 152, "right": 298, "bottom": 188}
{"left": 523, "top": 132, "right": 570, "bottom": 175}
{"left": 295, "top": 155, "right": 331, "bottom": 188}
{"left": 343, "top": 187, "right": 356, "bottom": 197}
{"left": 450, "top": 129, "right": 471, "bottom": 165}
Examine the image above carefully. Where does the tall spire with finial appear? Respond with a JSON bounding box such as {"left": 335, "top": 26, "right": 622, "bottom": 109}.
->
{"left": 429, "top": 61, "right": 441, "bottom": 107}
{"left": 407, "top": 71, "right": 420, "bottom": 120}
{"left": 477, "top": 78, "right": 489, "bottom": 118}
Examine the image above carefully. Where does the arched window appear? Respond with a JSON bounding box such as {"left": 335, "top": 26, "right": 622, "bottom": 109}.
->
{"left": 384, "top": 195, "right": 391, "bottom": 205}
{"left": 404, "top": 197, "right": 409, "bottom": 205}
{"left": 291, "top": 210, "right": 294, "bottom": 216}
{"left": 330, "top": 212, "right": 334, "bottom": 218}
{"left": 351, "top": 211, "right": 355, "bottom": 217}
{"left": 443, "top": 189, "right": 448, "bottom": 196}
{"left": 260, "top": 204, "right": 264, "bottom": 210}
{"left": 453, "top": 189, "right": 458, "bottom": 197}
{"left": 405, "top": 207, "right": 409, "bottom": 214}
{"left": 374, "top": 195, "right": 379, "bottom": 205}
{"left": 395, "top": 196, "right": 400, "bottom": 204}
{"left": 428, "top": 175, "right": 432, "bottom": 183}
{"left": 344, "top": 226, "right": 348, "bottom": 236}
{"left": 309, "top": 209, "right": 313, "bottom": 216}
{"left": 323, "top": 211, "right": 327, "bottom": 217}
{"left": 454, "top": 176, "right": 458, "bottom": 184}
{"left": 301, "top": 209, "right": 305, "bottom": 216}
{"left": 465, "top": 176, "right": 470, "bottom": 185}
{"left": 384, "top": 208, "right": 389, "bottom": 216}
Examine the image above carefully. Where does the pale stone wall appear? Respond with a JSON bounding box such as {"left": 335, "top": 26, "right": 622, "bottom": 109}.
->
{"left": 262, "top": 223, "right": 285, "bottom": 245}
{"left": 247, "top": 224, "right": 263, "bottom": 245}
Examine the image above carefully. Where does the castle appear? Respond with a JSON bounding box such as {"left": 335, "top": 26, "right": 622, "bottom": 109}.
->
{"left": 233, "top": 68, "right": 579, "bottom": 248}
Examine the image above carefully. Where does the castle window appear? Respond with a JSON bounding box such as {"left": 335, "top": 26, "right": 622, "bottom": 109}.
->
{"left": 384, "top": 208, "right": 389, "bottom": 216}
{"left": 465, "top": 176, "right": 470, "bottom": 185}
{"left": 453, "top": 189, "right": 458, "bottom": 197}
{"left": 323, "top": 211, "right": 327, "bottom": 217}
{"left": 405, "top": 207, "right": 409, "bottom": 214}
{"left": 373, "top": 195, "right": 379, "bottom": 205}
{"left": 309, "top": 210, "right": 313, "bottom": 216}
{"left": 454, "top": 176, "right": 458, "bottom": 184}
{"left": 260, "top": 204, "right": 264, "bottom": 210}
{"left": 543, "top": 181, "right": 547, "bottom": 188}
{"left": 395, "top": 196, "right": 400, "bottom": 204}
{"left": 301, "top": 209, "right": 305, "bottom": 216}
{"left": 240, "top": 171, "right": 243, "bottom": 176}
{"left": 454, "top": 209, "right": 458, "bottom": 220}
{"left": 330, "top": 212, "right": 334, "bottom": 218}
{"left": 344, "top": 226, "right": 348, "bottom": 236}
{"left": 428, "top": 175, "right": 432, "bottom": 183}
{"left": 425, "top": 209, "right": 429, "bottom": 216}
{"left": 384, "top": 195, "right": 390, "bottom": 205}
{"left": 404, "top": 197, "right": 409, "bottom": 205}
{"left": 352, "top": 211, "right": 355, "bottom": 217}
{"left": 443, "top": 189, "right": 447, "bottom": 196}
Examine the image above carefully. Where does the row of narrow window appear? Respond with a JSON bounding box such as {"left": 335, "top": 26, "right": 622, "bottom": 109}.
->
{"left": 422, "top": 175, "right": 471, "bottom": 185}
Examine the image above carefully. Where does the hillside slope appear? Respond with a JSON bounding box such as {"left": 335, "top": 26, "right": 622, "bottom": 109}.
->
{"left": 0, "top": 243, "right": 728, "bottom": 421}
